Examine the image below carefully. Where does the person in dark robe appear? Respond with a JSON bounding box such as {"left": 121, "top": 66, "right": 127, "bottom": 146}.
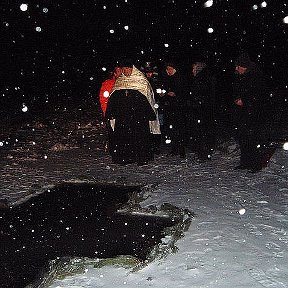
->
{"left": 106, "top": 59, "right": 160, "bottom": 166}
{"left": 160, "top": 61, "right": 188, "bottom": 158}
{"left": 187, "top": 60, "right": 216, "bottom": 161}
{"left": 231, "top": 53, "right": 270, "bottom": 173}
{"left": 142, "top": 62, "right": 162, "bottom": 154}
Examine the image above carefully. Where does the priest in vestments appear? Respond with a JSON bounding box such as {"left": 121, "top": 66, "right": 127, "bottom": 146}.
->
{"left": 106, "top": 60, "right": 161, "bottom": 166}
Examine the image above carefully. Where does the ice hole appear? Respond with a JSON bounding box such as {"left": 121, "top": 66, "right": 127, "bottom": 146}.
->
{"left": 0, "top": 183, "right": 191, "bottom": 288}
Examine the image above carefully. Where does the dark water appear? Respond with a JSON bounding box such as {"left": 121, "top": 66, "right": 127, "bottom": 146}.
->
{"left": 0, "top": 183, "right": 175, "bottom": 288}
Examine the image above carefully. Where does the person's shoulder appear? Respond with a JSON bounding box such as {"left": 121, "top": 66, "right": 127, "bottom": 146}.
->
{"left": 102, "top": 78, "right": 115, "bottom": 85}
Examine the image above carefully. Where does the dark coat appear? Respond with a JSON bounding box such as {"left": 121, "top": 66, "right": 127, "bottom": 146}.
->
{"left": 161, "top": 71, "right": 188, "bottom": 146}
{"left": 231, "top": 65, "right": 271, "bottom": 169}
{"left": 161, "top": 71, "right": 187, "bottom": 115}
{"left": 232, "top": 66, "right": 268, "bottom": 135}
{"left": 188, "top": 67, "right": 216, "bottom": 123}
{"left": 186, "top": 67, "right": 216, "bottom": 156}
{"left": 105, "top": 89, "right": 156, "bottom": 164}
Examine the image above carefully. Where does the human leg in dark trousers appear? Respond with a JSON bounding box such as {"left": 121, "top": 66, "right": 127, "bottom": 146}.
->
{"left": 236, "top": 134, "right": 263, "bottom": 172}
{"left": 152, "top": 134, "right": 161, "bottom": 155}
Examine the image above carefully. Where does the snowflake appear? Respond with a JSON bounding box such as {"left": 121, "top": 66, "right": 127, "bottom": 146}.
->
{"left": 20, "top": 4, "right": 28, "bottom": 11}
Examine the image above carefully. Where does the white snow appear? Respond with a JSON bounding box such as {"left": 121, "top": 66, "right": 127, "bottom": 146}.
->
{"left": 1, "top": 115, "right": 288, "bottom": 288}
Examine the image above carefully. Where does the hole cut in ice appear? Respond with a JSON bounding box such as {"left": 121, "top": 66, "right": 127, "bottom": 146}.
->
{"left": 0, "top": 183, "right": 190, "bottom": 288}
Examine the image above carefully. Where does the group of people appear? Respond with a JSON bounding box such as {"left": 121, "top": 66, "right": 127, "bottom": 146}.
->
{"left": 98, "top": 53, "right": 271, "bottom": 172}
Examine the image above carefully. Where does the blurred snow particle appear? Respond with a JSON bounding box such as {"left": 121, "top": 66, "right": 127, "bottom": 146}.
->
{"left": 102, "top": 67, "right": 107, "bottom": 71}
{"left": 20, "top": 4, "right": 28, "bottom": 11}
{"left": 103, "top": 6, "right": 106, "bottom": 9}
{"left": 124, "top": 25, "right": 129, "bottom": 30}
{"left": 283, "top": 16, "right": 288, "bottom": 24}
{"left": 165, "top": 139, "right": 172, "bottom": 144}
{"left": 207, "top": 27, "right": 214, "bottom": 33}
{"left": 204, "top": 0, "right": 213, "bottom": 8}
{"left": 252, "top": 5, "right": 258, "bottom": 10}
{"left": 103, "top": 90, "right": 110, "bottom": 98}
{"left": 154, "top": 103, "right": 159, "bottom": 109}
{"left": 43, "top": 7, "right": 48, "bottom": 13}
{"left": 0, "top": 141, "right": 4, "bottom": 147}
{"left": 260, "top": 1, "right": 267, "bottom": 8}
{"left": 35, "top": 26, "right": 42, "bottom": 32}
{"left": 164, "top": 43, "right": 169, "bottom": 47}
{"left": 44, "top": 155, "right": 48, "bottom": 159}
{"left": 239, "top": 208, "right": 246, "bottom": 215}
{"left": 109, "top": 29, "right": 115, "bottom": 34}
{"left": 22, "top": 104, "right": 28, "bottom": 112}
{"left": 283, "top": 142, "right": 288, "bottom": 150}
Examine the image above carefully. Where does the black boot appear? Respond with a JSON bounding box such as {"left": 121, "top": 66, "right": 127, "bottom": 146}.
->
{"left": 179, "top": 145, "right": 186, "bottom": 158}
{"left": 234, "top": 164, "right": 250, "bottom": 170}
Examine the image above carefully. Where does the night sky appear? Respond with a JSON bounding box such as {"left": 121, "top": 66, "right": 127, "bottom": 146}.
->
{"left": 1, "top": 0, "right": 288, "bottom": 115}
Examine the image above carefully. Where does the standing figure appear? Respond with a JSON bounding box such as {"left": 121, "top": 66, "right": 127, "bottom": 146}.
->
{"left": 142, "top": 62, "right": 162, "bottom": 154}
{"left": 98, "top": 65, "right": 122, "bottom": 153}
{"left": 232, "top": 53, "right": 269, "bottom": 173}
{"left": 106, "top": 59, "right": 161, "bottom": 166}
{"left": 99, "top": 66, "right": 122, "bottom": 116}
{"left": 160, "top": 62, "right": 187, "bottom": 158}
{"left": 187, "top": 60, "right": 216, "bottom": 161}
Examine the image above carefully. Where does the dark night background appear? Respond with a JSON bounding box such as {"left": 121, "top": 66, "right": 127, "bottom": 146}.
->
{"left": 1, "top": 0, "right": 288, "bottom": 122}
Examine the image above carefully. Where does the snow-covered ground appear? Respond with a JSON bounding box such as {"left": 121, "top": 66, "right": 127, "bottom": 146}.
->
{"left": 1, "top": 104, "right": 288, "bottom": 288}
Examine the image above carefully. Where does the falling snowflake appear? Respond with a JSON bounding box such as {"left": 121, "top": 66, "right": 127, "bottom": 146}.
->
{"left": 22, "top": 104, "right": 28, "bottom": 112}
{"left": 260, "top": 1, "right": 267, "bottom": 8}
{"left": 20, "top": 4, "right": 28, "bottom": 11}
{"left": 207, "top": 27, "right": 214, "bottom": 33}
{"left": 239, "top": 208, "right": 246, "bottom": 215}
{"left": 204, "top": 0, "right": 213, "bottom": 8}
